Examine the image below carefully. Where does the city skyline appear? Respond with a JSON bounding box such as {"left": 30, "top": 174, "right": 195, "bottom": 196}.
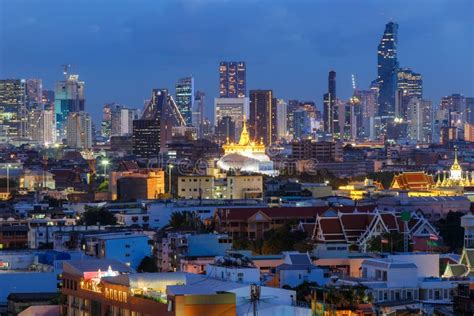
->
{"left": 1, "top": 0, "right": 473, "bottom": 124}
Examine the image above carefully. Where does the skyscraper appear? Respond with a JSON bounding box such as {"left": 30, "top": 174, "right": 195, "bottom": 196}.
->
{"left": 175, "top": 76, "right": 194, "bottom": 126}
{"left": 101, "top": 104, "right": 112, "bottom": 140}
{"left": 276, "top": 99, "right": 287, "bottom": 140}
{"left": 215, "top": 116, "right": 236, "bottom": 144}
{"left": 66, "top": 111, "right": 92, "bottom": 149}
{"left": 193, "top": 91, "right": 205, "bottom": 138}
{"left": 377, "top": 22, "right": 399, "bottom": 119}
{"left": 25, "top": 79, "right": 43, "bottom": 109}
{"left": 249, "top": 89, "right": 276, "bottom": 145}
{"left": 0, "top": 79, "right": 26, "bottom": 140}
{"left": 42, "top": 90, "right": 55, "bottom": 110}
{"left": 323, "top": 70, "right": 338, "bottom": 134}
{"left": 406, "top": 98, "right": 432, "bottom": 143}
{"left": 54, "top": 74, "right": 85, "bottom": 141}
{"left": 214, "top": 97, "right": 250, "bottom": 138}
{"left": 396, "top": 67, "right": 422, "bottom": 119}
{"left": 28, "top": 108, "right": 55, "bottom": 146}
{"left": 132, "top": 119, "right": 160, "bottom": 158}
{"left": 219, "top": 62, "right": 246, "bottom": 98}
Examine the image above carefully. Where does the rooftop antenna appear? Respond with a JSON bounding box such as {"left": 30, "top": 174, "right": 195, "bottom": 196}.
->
{"left": 61, "top": 64, "right": 72, "bottom": 79}
{"left": 351, "top": 74, "right": 357, "bottom": 92}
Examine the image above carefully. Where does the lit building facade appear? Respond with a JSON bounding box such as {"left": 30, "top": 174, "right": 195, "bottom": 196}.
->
{"left": 54, "top": 74, "right": 85, "bottom": 141}
{"left": 25, "top": 78, "right": 43, "bottom": 109}
{"left": 28, "top": 108, "right": 55, "bottom": 146}
{"left": 175, "top": 76, "right": 194, "bottom": 126}
{"left": 214, "top": 97, "right": 249, "bottom": 138}
{"left": 66, "top": 111, "right": 92, "bottom": 149}
{"left": 219, "top": 61, "right": 246, "bottom": 98}
{"left": 249, "top": 89, "right": 276, "bottom": 145}
{"left": 0, "top": 79, "right": 26, "bottom": 140}
{"left": 276, "top": 99, "right": 287, "bottom": 140}
{"left": 132, "top": 119, "right": 160, "bottom": 158}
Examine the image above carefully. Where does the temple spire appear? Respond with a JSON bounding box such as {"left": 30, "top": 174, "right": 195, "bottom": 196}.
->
{"left": 238, "top": 116, "right": 250, "bottom": 146}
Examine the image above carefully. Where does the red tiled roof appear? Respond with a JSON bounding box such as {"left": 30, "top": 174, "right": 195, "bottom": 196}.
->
{"left": 319, "top": 218, "right": 344, "bottom": 234}
{"left": 380, "top": 213, "right": 398, "bottom": 230}
{"left": 340, "top": 213, "right": 374, "bottom": 230}
{"left": 300, "top": 223, "right": 315, "bottom": 236}
{"left": 218, "top": 206, "right": 325, "bottom": 221}
{"left": 391, "top": 172, "right": 435, "bottom": 190}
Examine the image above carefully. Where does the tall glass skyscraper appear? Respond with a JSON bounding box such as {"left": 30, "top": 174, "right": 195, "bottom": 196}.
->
{"left": 219, "top": 61, "right": 246, "bottom": 98}
{"left": 377, "top": 22, "right": 399, "bottom": 118}
{"left": 54, "top": 74, "right": 85, "bottom": 141}
{"left": 0, "top": 79, "right": 26, "bottom": 140}
{"left": 175, "top": 76, "right": 194, "bottom": 126}
{"left": 323, "top": 70, "right": 337, "bottom": 134}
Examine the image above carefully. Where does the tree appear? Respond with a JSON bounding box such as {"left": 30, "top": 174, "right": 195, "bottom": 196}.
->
{"left": 366, "top": 171, "right": 396, "bottom": 189}
{"left": 96, "top": 180, "right": 109, "bottom": 192}
{"left": 137, "top": 256, "right": 158, "bottom": 272}
{"left": 436, "top": 211, "right": 465, "bottom": 252}
{"left": 366, "top": 231, "right": 405, "bottom": 252}
{"left": 79, "top": 206, "right": 117, "bottom": 226}
{"left": 168, "top": 211, "right": 196, "bottom": 228}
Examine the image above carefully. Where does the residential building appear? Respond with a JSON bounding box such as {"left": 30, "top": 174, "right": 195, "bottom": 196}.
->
{"left": 132, "top": 119, "right": 160, "bottom": 158}
{"left": 273, "top": 252, "right": 326, "bottom": 288}
{"left": 27, "top": 108, "right": 55, "bottom": 145}
{"left": 193, "top": 90, "right": 205, "bottom": 138}
{"left": 215, "top": 116, "right": 236, "bottom": 144}
{"left": 25, "top": 78, "right": 43, "bottom": 109}
{"left": 276, "top": 99, "right": 287, "bottom": 139}
{"left": 66, "top": 111, "right": 92, "bottom": 149}
{"left": 219, "top": 61, "right": 246, "bottom": 98}
{"left": 291, "top": 139, "right": 343, "bottom": 162}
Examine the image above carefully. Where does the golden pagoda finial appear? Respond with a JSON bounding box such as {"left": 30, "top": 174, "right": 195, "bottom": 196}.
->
{"left": 238, "top": 116, "right": 250, "bottom": 146}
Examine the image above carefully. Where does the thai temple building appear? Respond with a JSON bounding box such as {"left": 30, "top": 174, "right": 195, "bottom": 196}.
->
{"left": 217, "top": 118, "right": 277, "bottom": 176}
{"left": 390, "top": 149, "right": 472, "bottom": 197}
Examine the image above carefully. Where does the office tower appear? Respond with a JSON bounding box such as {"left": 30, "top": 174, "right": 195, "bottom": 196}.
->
{"left": 353, "top": 90, "right": 377, "bottom": 139}
{"left": 101, "top": 104, "right": 112, "bottom": 140}
{"left": 323, "top": 71, "right": 337, "bottom": 134}
{"left": 219, "top": 61, "right": 246, "bottom": 98}
{"left": 25, "top": 79, "right": 43, "bottom": 109}
{"left": 54, "top": 74, "right": 85, "bottom": 141}
{"left": 396, "top": 68, "right": 422, "bottom": 119}
{"left": 377, "top": 22, "right": 399, "bottom": 119}
{"left": 193, "top": 91, "right": 205, "bottom": 138}
{"left": 287, "top": 100, "right": 300, "bottom": 138}
{"left": 338, "top": 100, "right": 352, "bottom": 140}
{"left": 201, "top": 118, "right": 214, "bottom": 140}
{"left": 175, "top": 76, "right": 194, "bottom": 126}
{"left": 214, "top": 97, "right": 250, "bottom": 137}
{"left": 215, "top": 116, "right": 236, "bottom": 144}
{"left": 107, "top": 103, "right": 136, "bottom": 137}
{"left": 293, "top": 108, "right": 310, "bottom": 140}
{"left": 66, "top": 111, "right": 92, "bottom": 149}
{"left": 132, "top": 119, "right": 160, "bottom": 158}
{"left": 28, "top": 109, "right": 55, "bottom": 146}
{"left": 0, "top": 79, "right": 26, "bottom": 140}
{"left": 249, "top": 90, "right": 277, "bottom": 145}
{"left": 276, "top": 99, "right": 287, "bottom": 139}
{"left": 145, "top": 88, "right": 184, "bottom": 152}
{"left": 42, "top": 90, "right": 55, "bottom": 110}
{"left": 466, "top": 97, "right": 474, "bottom": 125}
{"left": 406, "top": 98, "right": 432, "bottom": 143}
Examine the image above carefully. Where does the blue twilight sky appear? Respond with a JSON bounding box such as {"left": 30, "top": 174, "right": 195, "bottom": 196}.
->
{"left": 0, "top": 0, "right": 473, "bottom": 123}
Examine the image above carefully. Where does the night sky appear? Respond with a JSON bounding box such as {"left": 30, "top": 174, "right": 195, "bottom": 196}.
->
{"left": 1, "top": 0, "right": 473, "bottom": 123}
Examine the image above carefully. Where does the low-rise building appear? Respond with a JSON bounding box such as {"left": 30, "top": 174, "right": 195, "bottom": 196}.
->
{"left": 109, "top": 169, "right": 165, "bottom": 201}
{"left": 273, "top": 252, "right": 326, "bottom": 288}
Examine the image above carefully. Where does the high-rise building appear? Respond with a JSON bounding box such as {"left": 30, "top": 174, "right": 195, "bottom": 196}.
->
{"left": 396, "top": 68, "right": 422, "bottom": 119}
{"left": 42, "top": 90, "right": 55, "bottom": 110}
{"left": 101, "top": 104, "right": 112, "bottom": 140}
{"left": 175, "top": 76, "right": 194, "bottom": 126}
{"left": 377, "top": 22, "right": 399, "bottom": 119}
{"left": 293, "top": 108, "right": 310, "bottom": 140}
{"left": 249, "top": 90, "right": 276, "bottom": 145}
{"left": 132, "top": 119, "right": 160, "bottom": 158}
{"left": 215, "top": 116, "right": 236, "bottom": 144}
{"left": 287, "top": 100, "right": 300, "bottom": 138}
{"left": 54, "top": 74, "right": 85, "bottom": 141}
{"left": 323, "top": 71, "right": 337, "bottom": 134}
{"left": 25, "top": 79, "right": 43, "bottom": 109}
{"left": 276, "top": 99, "right": 287, "bottom": 140}
{"left": 0, "top": 79, "right": 26, "bottom": 140}
{"left": 28, "top": 108, "right": 55, "bottom": 146}
{"left": 353, "top": 90, "right": 377, "bottom": 139}
{"left": 214, "top": 97, "right": 250, "bottom": 138}
{"left": 406, "top": 98, "right": 432, "bottom": 143}
{"left": 219, "top": 61, "right": 246, "bottom": 98}
{"left": 193, "top": 91, "right": 205, "bottom": 138}
{"left": 66, "top": 111, "right": 92, "bottom": 149}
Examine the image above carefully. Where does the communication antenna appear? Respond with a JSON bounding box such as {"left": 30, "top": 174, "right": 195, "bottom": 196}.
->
{"left": 351, "top": 74, "right": 357, "bottom": 92}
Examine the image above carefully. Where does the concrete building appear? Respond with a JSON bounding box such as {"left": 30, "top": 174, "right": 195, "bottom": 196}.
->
{"left": 214, "top": 97, "right": 250, "bottom": 138}
{"left": 66, "top": 111, "right": 92, "bottom": 149}
{"left": 274, "top": 252, "right": 326, "bottom": 288}
{"left": 178, "top": 174, "right": 263, "bottom": 200}
{"left": 109, "top": 169, "right": 165, "bottom": 201}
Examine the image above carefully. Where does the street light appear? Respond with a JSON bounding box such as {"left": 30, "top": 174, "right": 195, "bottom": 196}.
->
{"left": 101, "top": 159, "right": 110, "bottom": 177}
{"left": 168, "top": 164, "right": 174, "bottom": 197}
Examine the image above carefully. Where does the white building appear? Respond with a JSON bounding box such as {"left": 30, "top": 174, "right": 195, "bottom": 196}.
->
{"left": 276, "top": 252, "right": 326, "bottom": 288}
{"left": 276, "top": 99, "right": 287, "bottom": 139}
{"left": 28, "top": 108, "right": 55, "bottom": 146}
{"left": 214, "top": 97, "right": 250, "bottom": 137}
{"left": 66, "top": 111, "right": 92, "bottom": 149}
{"left": 206, "top": 254, "right": 260, "bottom": 284}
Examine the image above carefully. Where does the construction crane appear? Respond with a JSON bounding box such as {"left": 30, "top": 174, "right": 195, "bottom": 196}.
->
{"left": 61, "top": 64, "right": 72, "bottom": 79}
